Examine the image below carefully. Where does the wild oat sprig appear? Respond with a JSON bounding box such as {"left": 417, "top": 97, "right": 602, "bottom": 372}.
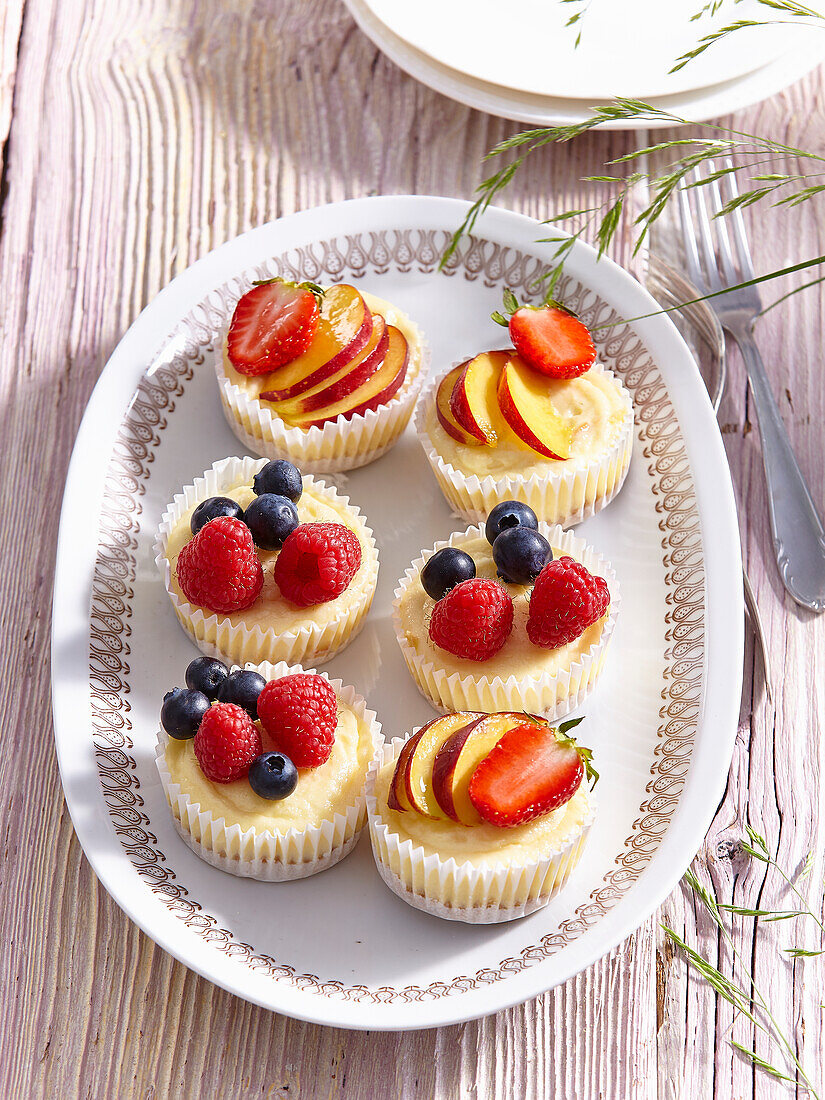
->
{"left": 673, "top": 0, "right": 824, "bottom": 72}
{"left": 662, "top": 834, "right": 823, "bottom": 1095}
{"left": 442, "top": 101, "right": 825, "bottom": 306}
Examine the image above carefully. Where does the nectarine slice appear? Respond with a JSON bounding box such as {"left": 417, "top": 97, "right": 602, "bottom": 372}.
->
{"left": 431, "top": 712, "right": 528, "bottom": 825}
{"left": 435, "top": 365, "right": 483, "bottom": 446}
{"left": 497, "top": 356, "right": 574, "bottom": 460}
{"left": 449, "top": 350, "right": 512, "bottom": 445}
{"left": 403, "top": 712, "right": 484, "bottom": 821}
{"left": 258, "top": 284, "right": 372, "bottom": 399}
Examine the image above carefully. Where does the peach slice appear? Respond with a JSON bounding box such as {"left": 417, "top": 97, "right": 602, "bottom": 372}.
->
{"left": 431, "top": 711, "right": 528, "bottom": 825}
{"left": 497, "top": 355, "right": 574, "bottom": 460}
{"left": 403, "top": 712, "right": 485, "bottom": 820}
{"left": 387, "top": 716, "right": 445, "bottom": 813}
{"left": 435, "top": 364, "right": 483, "bottom": 446}
{"left": 448, "top": 350, "right": 512, "bottom": 445}
{"left": 259, "top": 284, "right": 372, "bottom": 400}
{"left": 284, "top": 326, "right": 409, "bottom": 429}
{"left": 266, "top": 316, "right": 388, "bottom": 419}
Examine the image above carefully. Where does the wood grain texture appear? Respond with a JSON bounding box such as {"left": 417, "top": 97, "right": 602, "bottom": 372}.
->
{"left": 0, "top": 0, "right": 822, "bottom": 1096}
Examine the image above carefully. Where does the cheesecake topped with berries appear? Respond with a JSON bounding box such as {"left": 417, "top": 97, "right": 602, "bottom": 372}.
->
{"left": 155, "top": 456, "right": 380, "bottom": 668}
{"left": 157, "top": 659, "right": 381, "bottom": 880}
{"left": 392, "top": 501, "right": 619, "bottom": 719}
{"left": 416, "top": 292, "right": 633, "bottom": 525}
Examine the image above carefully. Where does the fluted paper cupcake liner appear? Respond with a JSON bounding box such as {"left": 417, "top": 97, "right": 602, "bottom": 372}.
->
{"left": 414, "top": 364, "right": 634, "bottom": 527}
{"left": 156, "top": 659, "right": 383, "bottom": 881}
{"left": 366, "top": 739, "right": 595, "bottom": 923}
{"left": 214, "top": 328, "right": 429, "bottom": 474}
{"left": 392, "top": 523, "right": 619, "bottom": 718}
{"left": 154, "top": 456, "right": 379, "bottom": 667}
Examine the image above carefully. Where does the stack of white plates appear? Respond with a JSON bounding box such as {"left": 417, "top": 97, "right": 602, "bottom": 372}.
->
{"left": 342, "top": 0, "right": 825, "bottom": 126}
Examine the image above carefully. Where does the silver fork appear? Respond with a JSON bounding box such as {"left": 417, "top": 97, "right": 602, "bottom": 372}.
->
{"left": 679, "top": 162, "right": 825, "bottom": 613}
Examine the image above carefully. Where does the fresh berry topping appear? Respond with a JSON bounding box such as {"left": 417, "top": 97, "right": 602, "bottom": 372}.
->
{"left": 273, "top": 522, "right": 361, "bottom": 608}
{"left": 252, "top": 459, "right": 303, "bottom": 503}
{"left": 243, "top": 494, "right": 299, "bottom": 551}
{"left": 257, "top": 673, "right": 338, "bottom": 768}
{"left": 216, "top": 668, "right": 267, "bottom": 720}
{"left": 484, "top": 500, "right": 539, "bottom": 545}
{"left": 160, "top": 687, "right": 210, "bottom": 740}
{"left": 492, "top": 289, "right": 596, "bottom": 379}
{"left": 176, "top": 516, "right": 264, "bottom": 614}
{"left": 492, "top": 527, "right": 553, "bottom": 585}
{"left": 429, "top": 578, "right": 514, "bottom": 662}
{"left": 468, "top": 718, "right": 595, "bottom": 827}
{"left": 185, "top": 656, "right": 230, "bottom": 700}
{"left": 248, "top": 751, "right": 299, "bottom": 800}
{"left": 227, "top": 278, "right": 323, "bottom": 375}
{"left": 190, "top": 496, "right": 245, "bottom": 537}
{"left": 421, "top": 547, "right": 476, "bottom": 602}
{"left": 527, "top": 556, "right": 610, "bottom": 648}
{"left": 193, "top": 702, "right": 262, "bottom": 783}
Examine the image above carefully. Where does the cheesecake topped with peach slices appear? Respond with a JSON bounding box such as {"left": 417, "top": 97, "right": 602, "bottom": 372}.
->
{"left": 366, "top": 712, "right": 597, "bottom": 922}
{"left": 416, "top": 292, "right": 633, "bottom": 525}
{"left": 215, "top": 278, "right": 427, "bottom": 472}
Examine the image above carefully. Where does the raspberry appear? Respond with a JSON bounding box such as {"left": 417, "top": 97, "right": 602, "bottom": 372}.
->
{"left": 429, "top": 578, "right": 514, "bottom": 662}
{"left": 193, "top": 702, "right": 262, "bottom": 783}
{"left": 273, "top": 523, "right": 361, "bottom": 608}
{"left": 527, "top": 556, "right": 610, "bottom": 649}
{"left": 257, "top": 674, "right": 338, "bottom": 768}
{"left": 176, "top": 516, "right": 264, "bottom": 614}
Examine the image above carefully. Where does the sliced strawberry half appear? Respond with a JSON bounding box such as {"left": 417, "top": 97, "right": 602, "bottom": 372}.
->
{"left": 227, "top": 278, "right": 324, "bottom": 375}
{"left": 492, "top": 288, "right": 596, "bottom": 379}
{"left": 468, "top": 717, "right": 597, "bottom": 828}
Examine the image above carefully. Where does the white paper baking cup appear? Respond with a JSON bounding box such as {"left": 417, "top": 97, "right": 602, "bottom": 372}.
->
{"left": 392, "top": 522, "right": 619, "bottom": 719}
{"left": 366, "top": 739, "right": 595, "bottom": 923}
{"left": 414, "top": 363, "right": 634, "bottom": 527}
{"left": 153, "top": 456, "right": 379, "bottom": 667}
{"left": 155, "top": 659, "right": 384, "bottom": 881}
{"left": 214, "top": 324, "right": 429, "bottom": 473}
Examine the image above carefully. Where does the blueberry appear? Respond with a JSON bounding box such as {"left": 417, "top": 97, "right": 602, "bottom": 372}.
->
{"left": 216, "top": 668, "right": 267, "bottom": 719}
{"left": 485, "top": 500, "right": 539, "bottom": 545}
{"left": 161, "top": 687, "right": 210, "bottom": 739}
{"left": 243, "top": 494, "right": 299, "bottom": 551}
{"left": 248, "top": 751, "right": 299, "bottom": 800}
{"left": 185, "top": 656, "right": 229, "bottom": 700}
{"left": 253, "top": 459, "right": 302, "bottom": 503}
{"left": 421, "top": 547, "right": 476, "bottom": 601}
{"left": 190, "top": 496, "right": 244, "bottom": 536}
{"left": 492, "top": 527, "right": 553, "bottom": 585}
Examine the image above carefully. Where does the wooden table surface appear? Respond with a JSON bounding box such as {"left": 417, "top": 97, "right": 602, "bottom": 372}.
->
{"left": 2, "top": 1, "right": 823, "bottom": 1096}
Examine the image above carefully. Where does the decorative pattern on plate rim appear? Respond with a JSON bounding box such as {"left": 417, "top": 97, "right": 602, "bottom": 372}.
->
{"left": 89, "top": 229, "right": 704, "bottom": 1003}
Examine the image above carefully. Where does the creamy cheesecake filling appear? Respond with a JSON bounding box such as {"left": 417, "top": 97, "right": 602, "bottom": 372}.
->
{"left": 398, "top": 533, "right": 607, "bottom": 681}
{"left": 165, "top": 483, "right": 373, "bottom": 631}
{"left": 222, "top": 290, "right": 425, "bottom": 408}
{"left": 426, "top": 366, "right": 630, "bottom": 479}
{"left": 374, "top": 760, "right": 590, "bottom": 868}
{"left": 165, "top": 699, "right": 373, "bottom": 833}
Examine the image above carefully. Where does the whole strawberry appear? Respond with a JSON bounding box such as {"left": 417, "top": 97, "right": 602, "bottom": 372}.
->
{"left": 273, "top": 522, "right": 361, "bottom": 607}
{"left": 194, "top": 702, "right": 262, "bottom": 783}
{"left": 257, "top": 673, "right": 338, "bottom": 768}
{"left": 429, "top": 578, "right": 514, "bottom": 662}
{"left": 527, "top": 556, "right": 609, "bottom": 649}
{"left": 176, "top": 516, "right": 264, "bottom": 614}
{"left": 227, "top": 277, "right": 324, "bottom": 375}
{"left": 492, "top": 288, "right": 596, "bottom": 379}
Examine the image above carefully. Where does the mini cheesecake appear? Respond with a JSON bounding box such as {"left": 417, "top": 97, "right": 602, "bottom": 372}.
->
{"left": 392, "top": 522, "right": 618, "bottom": 718}
{"left": 416, "top": 352, "right": 633, "bottom": 526}
{"left": 154, "top": 456, "right": 379, "bottom": 667}
{"left": 217, "top": 285, "right": 428, "bottom": 473}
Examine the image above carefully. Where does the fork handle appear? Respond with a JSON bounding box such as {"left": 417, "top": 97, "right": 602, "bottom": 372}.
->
{"left": 733, "top": 330, "right": 825, "bottom": 611}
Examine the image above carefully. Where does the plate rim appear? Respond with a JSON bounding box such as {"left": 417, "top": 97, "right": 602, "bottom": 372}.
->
{"left": 52, "top": 195, "right": 743, "bottom": 1029}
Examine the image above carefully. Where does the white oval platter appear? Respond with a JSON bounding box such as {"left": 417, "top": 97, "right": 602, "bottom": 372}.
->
{"left": 52, "top": 196, "right": 743, "bottom": 1030}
